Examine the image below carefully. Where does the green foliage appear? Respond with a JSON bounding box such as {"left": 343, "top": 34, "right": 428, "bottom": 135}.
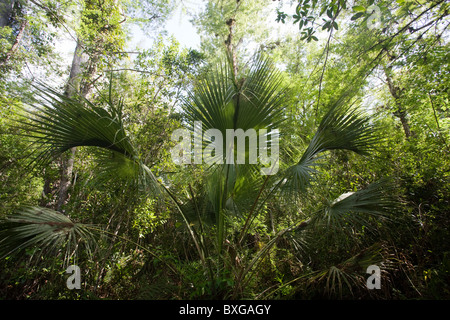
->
{"left": 132, "top": 197, "right": 169, "bottom": 238}
{"left": 0, "top": 0, "right": 65, "bottom": 76}
{"left": 0, "top": 0, "right": 449, "bottom": 301}
{"left": 78, "top": 0, "right": 126, "bottom": 64}
{"left": 0, "top": 100, "right": 43, "bottom": 216}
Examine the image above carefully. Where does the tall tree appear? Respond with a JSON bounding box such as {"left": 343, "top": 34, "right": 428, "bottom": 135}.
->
{"left": 192, "top": 0, "right": 282, "bottom": 69}
{"left": 54, "top": 0, "right": 127, "bottom": 211}
{"left": 51, "top": 0, "right": 177, "bottom": 211}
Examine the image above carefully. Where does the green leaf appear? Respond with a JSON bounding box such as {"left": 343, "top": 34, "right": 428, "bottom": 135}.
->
{"left": 327, "top": 8, "right": 333, "bottom": 18}
{"left": 184, "top": 54, "right": 289, "bottom": 137}
{"left": 352, "top": 5, "right": 366, "bottom": 12}
{"left": 351, "top": 12, "right": 364, "bottom": 20}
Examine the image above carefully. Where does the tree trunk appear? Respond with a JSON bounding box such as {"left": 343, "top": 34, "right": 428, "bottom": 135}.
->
{"left": 40, "top": 38, "right": 85, "bottom": 211}
{"left": 56, "top": 148, "right": 77, "bottom": 212}
{"left": 225, "top": 18, "right": 238, "bottom": 85}
{"left": 0, "top": 19, "right": 27, "bottom": 68}
{"left": 55, "top": 39, "right": 87, "bottom": 212}
{"left": 384, "top": 66, "right": 412, "bottom": 139}
{"left": 42, "top": 0, "right": 116, "bottom": 211}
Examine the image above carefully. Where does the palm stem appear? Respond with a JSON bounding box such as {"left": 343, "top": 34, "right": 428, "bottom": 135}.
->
{"left": 237, "top": 174, "right": 270, "bottom": 246}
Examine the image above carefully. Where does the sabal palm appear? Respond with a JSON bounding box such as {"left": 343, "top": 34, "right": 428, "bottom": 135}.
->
{"left": 0, "top": 54, "right": 392, "bottom": 298}
{"left": 183, "top": 54, "right": 392, "bottom": 296}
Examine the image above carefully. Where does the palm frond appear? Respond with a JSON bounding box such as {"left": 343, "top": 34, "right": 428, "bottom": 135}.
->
{"left": 0, "top": 206, "right": 98, "bottom": 265}
{"left": 309, "top": 243, "right": 386, "bottom": 298}
{"left": 183, "top": 53, "right": 290, "bottom": 153}
{"left": 18, "top": 83, "right": 158, "bottom": 190}
{"left": 91, "top": 148, "right": 159, "bottom": 193}
{"left": 237, "top": 54, "right": 290, "bottom": 130}
{"left": 282, "top": 101, "right": 379, "bottom": 195}
{"left": 21, "top": 85, "right": 136, "bottom": 165}
{"left": 316, "top": 179, "right": 395, "bottom": 231}
{"left": 184, "top": 64, "right": 235, "bottom": 133}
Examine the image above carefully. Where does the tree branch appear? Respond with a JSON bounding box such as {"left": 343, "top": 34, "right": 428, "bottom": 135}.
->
{"left": 0, "top": 19, "right": 27, "bottom": 68}
{"left": 105, "top": 68, "right": 168, "bottom": 78}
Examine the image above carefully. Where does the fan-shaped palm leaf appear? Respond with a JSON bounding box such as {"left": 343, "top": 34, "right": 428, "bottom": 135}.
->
{"left": 317, "top": 179, "right": 395, "bottom": 231}
{"left": 309, "top": 243, "right": 386, "bottom": 298}
{"left": 183, "top": 53, "right": 290, "bottom": 161}
{"left": 18, "top": 83, "right": 157, "bottom": 190}
{"left": 0, "top": 206, "right": 98, "bottom": 265}
{"left": 282, "top": 99, "right": 379, "bottom": 195}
